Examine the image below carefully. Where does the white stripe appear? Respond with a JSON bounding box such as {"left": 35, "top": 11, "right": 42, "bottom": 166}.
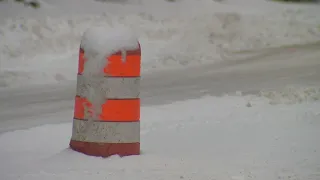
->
{"left": 71, "top": 119, "right": 140, "bottom": 143}
{"left": 76, "top": 75, "right": 140, "bottom": 99}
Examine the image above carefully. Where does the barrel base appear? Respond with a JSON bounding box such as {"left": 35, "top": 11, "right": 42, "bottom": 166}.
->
{"left": 69, "top": 140, "right": 140, "bottom": 157}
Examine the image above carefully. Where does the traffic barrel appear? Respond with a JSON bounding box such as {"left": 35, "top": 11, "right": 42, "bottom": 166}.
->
{"left": 69, "top": 27, "right": 141, "bottom": 157}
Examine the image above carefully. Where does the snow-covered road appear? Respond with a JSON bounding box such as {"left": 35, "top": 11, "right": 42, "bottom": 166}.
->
{"left": 1, "top": 42, "right": 319, "bottom": 133}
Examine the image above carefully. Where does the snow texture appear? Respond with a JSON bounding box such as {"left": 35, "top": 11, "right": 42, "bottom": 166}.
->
{"left": 80, "top": 25, "right": 139, "bottom": 73}
{"left": 0, "top": 1, "right": 320, "bottom": 179}
{"left": 0, "top": 95, "right": 320, "bottom": 180}
{"left": 0, "top": 0, "right": 319, "bottom": 88}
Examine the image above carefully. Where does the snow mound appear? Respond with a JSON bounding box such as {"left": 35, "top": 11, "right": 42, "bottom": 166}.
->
{"left": 0, "top": 1, "right": 320, "bottom": 87}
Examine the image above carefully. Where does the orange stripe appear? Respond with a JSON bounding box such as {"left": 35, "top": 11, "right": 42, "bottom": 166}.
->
{"left": 74, "top": 96, "right": 140, "bottom": 122}
{"left": 78, "top": 48, "right": 141, "bottom": 76}
{"left": 103, "top": 54, "right": 140, "bottom": 77}
{"left": 70, "top": 140, "right": 140, "bottom": 157}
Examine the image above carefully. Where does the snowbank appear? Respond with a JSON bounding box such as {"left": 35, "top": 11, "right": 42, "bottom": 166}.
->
{"left": 0, "top": 0, "right": 319, "bottom": 88}
{"left": 1, "top": 94, "right": 320, "bottom": 180}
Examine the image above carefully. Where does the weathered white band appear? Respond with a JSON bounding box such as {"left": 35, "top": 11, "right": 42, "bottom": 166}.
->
{"left": 71, "top": 119, "right": 140, "bottom": 143}
{"left": 76, "top": 75, "right": 140, "bottom": 99}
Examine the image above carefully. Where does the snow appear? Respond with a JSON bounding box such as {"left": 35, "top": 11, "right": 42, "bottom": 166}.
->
{"left": 80, "top": 25, "right": 139, "bottom": 119}
{"left": 81, "top": 25, "right": 139, "bottom": 66}
{"left": 1, "top": 94, "right": 320, "bottom": 180}
{"left": 0, "top": 0, "right": 320, "bottom": 88}
{"left": 0, "top": 1, "right": 320, "bottom": 178}
{"left": 81, "top": 25, "right": 138, "bottom": 77}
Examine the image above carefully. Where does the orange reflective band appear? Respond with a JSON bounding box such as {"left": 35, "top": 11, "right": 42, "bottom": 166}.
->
{"left": 74, "top": 96, "right": 140, "bottom": 122}
{"left": 78, "top": 48, "right": 141, "bottom": 76}
{"left": 104, "top": 54, "right": 140, "bottom": 77}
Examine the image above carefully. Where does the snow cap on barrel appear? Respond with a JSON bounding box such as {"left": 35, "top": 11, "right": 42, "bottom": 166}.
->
{"left": 80, "top": 25, "right": 139, "bottom": 75}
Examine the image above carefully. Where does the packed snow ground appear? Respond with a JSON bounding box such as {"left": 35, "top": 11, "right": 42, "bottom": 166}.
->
{"left": 0, "top": 0, "right": 320, "bottom": 88}
{"left": 1, "top": 95, "right": 320, "bottom": 180}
